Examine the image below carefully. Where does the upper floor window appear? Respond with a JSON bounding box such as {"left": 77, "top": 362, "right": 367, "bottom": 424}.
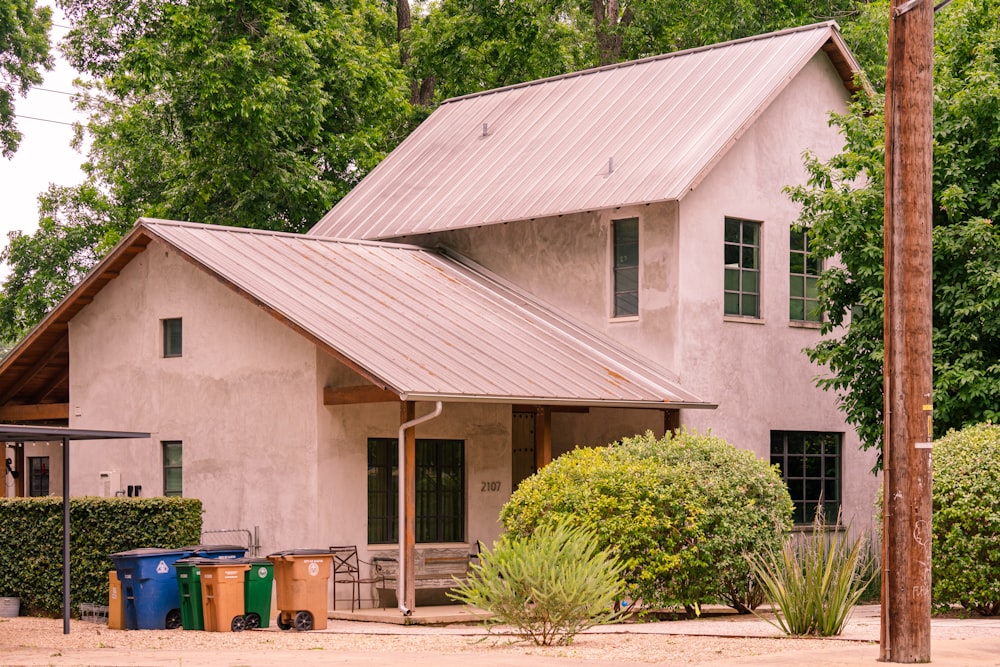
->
{"left": 790, "top": 229, "right": 822, "bottom": 323}
{"left": 724, "top": 218, "right": 760, "bottom": 318}
{"left": 163, "top": 441, "right": 183, "bottom": 496}
{"left": 163, "top": 318, "right": 182, "bottom": 357}
{"left": 770, "top": 431, "right": 840, "bottom": 524}
{"left": 612, "top": 218, "right": 639, "bottom": 318}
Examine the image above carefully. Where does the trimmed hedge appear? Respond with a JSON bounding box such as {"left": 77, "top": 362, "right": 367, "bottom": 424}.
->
{"left": 933, "top": 423, "right": 1000, "bottom": 615}
{"left": 0, "top": 496, "right": 202, "bottom": 616}
{"left": 501, "top": 430, "right": 792, "bottom": 613}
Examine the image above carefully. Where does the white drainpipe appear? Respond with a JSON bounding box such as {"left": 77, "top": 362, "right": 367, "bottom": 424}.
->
{"left": 397, "top": 401, "right": 443, "bottom": 616}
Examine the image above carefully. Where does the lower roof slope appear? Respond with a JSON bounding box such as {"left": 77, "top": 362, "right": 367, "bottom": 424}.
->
{"left": 0, "top": 219, "right": 713, "bottom": 411}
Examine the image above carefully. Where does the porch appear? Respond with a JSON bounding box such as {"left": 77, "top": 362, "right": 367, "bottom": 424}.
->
{"left": 327, "top": 604, "right": 488, "bottom": 626}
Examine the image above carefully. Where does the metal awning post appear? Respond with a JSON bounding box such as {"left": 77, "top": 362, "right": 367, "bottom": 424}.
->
{"left": 62, "top": 436, "right": 70, "bottom": 635}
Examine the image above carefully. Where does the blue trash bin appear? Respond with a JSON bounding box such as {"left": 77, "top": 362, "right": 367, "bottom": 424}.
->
{"left": 110, "top": 547, "right": 194, "bottom": 630}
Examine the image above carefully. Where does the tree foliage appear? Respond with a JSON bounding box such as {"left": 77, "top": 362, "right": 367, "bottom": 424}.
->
{"left": 788, "top": 0, "right": 1000, "bottom": 463}
{"left": 0, "top": 0, "right": 52, "bottom": 157}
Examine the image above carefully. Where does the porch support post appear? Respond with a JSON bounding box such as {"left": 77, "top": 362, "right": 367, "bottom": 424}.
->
{"left": 400, "top": 401, "right": 416, "bottom": 614}
{"left": 534, "top": 407, "right": 551, "bottom": 470}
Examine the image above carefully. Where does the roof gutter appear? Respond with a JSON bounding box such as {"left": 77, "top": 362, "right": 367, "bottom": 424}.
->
{"left": 397, "top": 401, "right": 444, "bottom": 616}
{"left": 402, "top": 393, "right": 717, "bottom": 410}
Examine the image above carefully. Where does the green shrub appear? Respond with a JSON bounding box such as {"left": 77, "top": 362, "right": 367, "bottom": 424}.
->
{"left": 933, "top": 423, "right": 1000, "bottom": 615}
{"left": 746, "top": 510, "right": 875, "bottom": 636}
{"left": 0, "top": 496, "right": 203, "bottom": 616}
{"left": 500, "top": 430, "right": 792, "bottom": 613}
{"left": 449, "top": 518, "right": 625, "bottom": 645}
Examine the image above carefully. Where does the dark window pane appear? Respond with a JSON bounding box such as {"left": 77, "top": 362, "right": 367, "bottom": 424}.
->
{"left": 790, "top": 299, "right": 804, "bottom": 321}
{"left": 790, "top": 229, "right": 804, "bottom": 251}
{"left": 725, "top": 268, "right": 740, "bottom": 291}
{"left": 742, "top": 222, "right": 759, "bottom": 245}
{"left": 724, "top": 293, "right": 739, "bottom": 315}
{"left": 742, "top": 270, "right": 758, "bottom": 293}
{"left": 725, "top": 219, "right": 740, "bottom": 242}
{"left": 790, "top": 252, "right": 804, "bottom": 274}
{"left": 741, "top": 294, "right": 758, "bottom": 318}
{"left": 725, "top": 245, "right": 740, "bottom": 266}
{"left": 741, "top": 246, "right": 757, "bottom": 269}
{"left": 787, "top": 456, "right": 804, "bottom": 478}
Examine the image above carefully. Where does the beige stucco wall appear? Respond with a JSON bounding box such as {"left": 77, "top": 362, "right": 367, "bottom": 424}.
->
{"left": 401, "top": 52, "right": 881, "bottom": 529}
{"left": 68, "top": 240, "right": 323, "bottom": 553}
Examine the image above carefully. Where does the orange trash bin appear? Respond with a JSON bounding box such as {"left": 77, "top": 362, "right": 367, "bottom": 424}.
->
{"left": 199, "top": 559, "right": 251, "bottom": 632}
{"left": 108, "top": 571, "right": 125, "bottom": 630}
{"left": 267, "top": 549, "right": 332, "bottom": 631}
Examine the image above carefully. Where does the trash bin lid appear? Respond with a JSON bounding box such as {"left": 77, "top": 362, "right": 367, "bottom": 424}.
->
{"left": 266, "top": 548, "right": 332, "bottom": 558}
{"left": 109, "top": 547, "right": 194, "bottom": 559}
{"left": 186, "top": 544, "right": 248, "bottom": 556}
{"left": 172, "top": 556, "right": 215, "bottom": 567}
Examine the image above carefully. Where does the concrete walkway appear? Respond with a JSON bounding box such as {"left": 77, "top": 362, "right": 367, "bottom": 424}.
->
{"left": 4, "top": 605, "right": 1000, "bottom": 666}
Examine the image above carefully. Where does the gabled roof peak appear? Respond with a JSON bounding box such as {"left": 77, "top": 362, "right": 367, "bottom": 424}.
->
{"left": 311, "top": 21, "right": 862, "bottom": 241}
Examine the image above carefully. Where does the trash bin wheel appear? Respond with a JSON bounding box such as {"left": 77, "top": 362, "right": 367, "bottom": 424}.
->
{"left": 165, "top": 609, "right": 182, "bottom": 630}
{"left": 276, "top": 613, "right": 292, "bottom": 630}
{"left": 244, "top": 612, "right": 261, "bottom": 629}
{"left": 231, "top": 615, "right": 246, "bottom": 632}
{"left": 293, "top": 610, "right": 313, "bottom": 632}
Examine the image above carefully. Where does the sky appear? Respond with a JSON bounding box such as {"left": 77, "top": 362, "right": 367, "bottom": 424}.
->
{"left": 0, "top": 6, "right": 87, "bottom": 278}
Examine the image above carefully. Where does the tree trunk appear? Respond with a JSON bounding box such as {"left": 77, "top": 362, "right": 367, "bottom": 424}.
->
{"left": 591, "top": 0, "right": 627, "bottom": 65}
{"left": 396, "top": 0, "right": 435, "bottom": 106}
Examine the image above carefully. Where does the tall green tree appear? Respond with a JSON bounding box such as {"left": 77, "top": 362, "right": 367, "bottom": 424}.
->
{"left": 0, "top": 0, "right": 52, "bottom": 156}
{"left": 408, "top": 0, "right": 592, "bottom": 102}
{"left": 788, "top": 0, "right": 1000, "bottom": 464}
{"left": 66, "top": 0, "right": 412, "bottom": 232}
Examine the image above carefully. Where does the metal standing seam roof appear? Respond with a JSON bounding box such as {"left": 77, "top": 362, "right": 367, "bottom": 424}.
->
{"left": 133, "top": 219, "right": 711, "bottom": 408}
{"left": 309, "top": 22, "right": 862, "bottom": 241}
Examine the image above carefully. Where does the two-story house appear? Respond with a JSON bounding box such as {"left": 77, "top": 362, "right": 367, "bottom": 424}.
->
{"left": 0, "top": 21, "right": 879, "bottom": 611}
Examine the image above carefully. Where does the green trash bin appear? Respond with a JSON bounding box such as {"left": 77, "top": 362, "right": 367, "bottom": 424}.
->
{"left": 173, "top": 557, "right": 207, "bottom": 630}
{"left": 242, "top": 558, "right": 274, "bottom": 629}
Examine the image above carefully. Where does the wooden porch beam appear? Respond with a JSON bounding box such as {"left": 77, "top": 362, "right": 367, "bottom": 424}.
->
{"left": 0, "top": 403, "right": 70, "bottom": 422}
{"left": 324, "top": 385, "right": 400, "bottom": 405}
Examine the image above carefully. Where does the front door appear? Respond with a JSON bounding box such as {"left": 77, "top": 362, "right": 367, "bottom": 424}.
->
{"left": 511, "top": 412, "right": 536, "bottom": 492}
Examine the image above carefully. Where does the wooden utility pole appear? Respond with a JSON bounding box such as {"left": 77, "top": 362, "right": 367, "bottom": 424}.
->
{"left": 881, "top": 0, "right": 934, "bottom": 662}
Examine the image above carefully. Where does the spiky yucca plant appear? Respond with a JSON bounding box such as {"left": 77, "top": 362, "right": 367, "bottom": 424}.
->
{"left": 449, "top": 518, "right": 626, "bottom": 645}
{"left": 746, "top": 510, "right": 875, "bottom": 636}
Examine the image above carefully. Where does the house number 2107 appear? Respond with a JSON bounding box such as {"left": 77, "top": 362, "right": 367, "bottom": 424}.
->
{"left": 481, "top": 481, "right": 501, "bottom": 492}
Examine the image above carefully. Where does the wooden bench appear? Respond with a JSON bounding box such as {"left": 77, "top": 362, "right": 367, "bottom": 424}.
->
{"left": 371, "top": 547, "right": 472, "bottom": 607}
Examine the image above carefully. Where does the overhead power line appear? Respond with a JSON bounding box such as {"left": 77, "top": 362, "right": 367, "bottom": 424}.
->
{"left": 13, "top": 113, "right": 77, "bottom": 127}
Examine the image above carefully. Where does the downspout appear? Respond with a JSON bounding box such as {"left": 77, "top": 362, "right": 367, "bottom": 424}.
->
{"left": 397, "top": 401, "right": 443, "bottom": 616}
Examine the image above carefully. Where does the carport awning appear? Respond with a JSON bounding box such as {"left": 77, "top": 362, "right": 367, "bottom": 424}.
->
{"left": 2, "top": 425, "right": 150, "bottom": 635}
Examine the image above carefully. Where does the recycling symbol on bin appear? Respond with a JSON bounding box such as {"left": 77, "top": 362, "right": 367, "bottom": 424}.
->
{"left": 308, "top": 562, "right": 319, "bottom": 576}
{"left": 258, "top": 567, "right": 268, "bottom": 579}
{"left": 156, "top": 560, "right": 169, "bottom": 574}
